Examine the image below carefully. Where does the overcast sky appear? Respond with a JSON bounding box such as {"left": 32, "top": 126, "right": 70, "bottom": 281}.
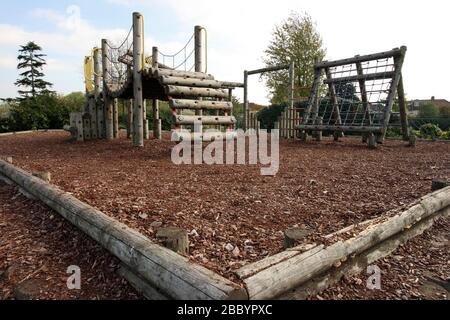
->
{"left": 0, "top": 0, "right": 449, "bottom": 104}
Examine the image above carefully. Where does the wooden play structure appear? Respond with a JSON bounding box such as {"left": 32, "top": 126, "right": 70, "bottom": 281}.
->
{"left": 297, "top": 47, "right": 409, "bottom": 147}
{"left": 243, "top": 63, "right": 295, "bottom": 138}
{"left": 243, "top": 47, "right": 410, "bottom": 147}
{"left": 70, "top": 12, "right": 244, "bottom": 144}
{"left": 69, "top": 11, "right": 410, "bottom": 150}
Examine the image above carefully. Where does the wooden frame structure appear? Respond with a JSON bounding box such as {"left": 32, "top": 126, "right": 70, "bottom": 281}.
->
{"left": 296, "top": 47, "right": 409, "bottom": 147}
{"left": 243, "top": 62, "right": 295, "bottom": 135}
{"left": 72, "top": 12, "right": 244, "bottom": 145}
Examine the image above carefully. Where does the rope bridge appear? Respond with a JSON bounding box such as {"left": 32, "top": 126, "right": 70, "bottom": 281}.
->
{"left": 157, "top": 32, "right": 196, "bottom": 71}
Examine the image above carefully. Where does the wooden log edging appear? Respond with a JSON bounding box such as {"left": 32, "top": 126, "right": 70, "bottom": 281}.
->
{"left": 280, "top": 205, "right": 450, "bottom": 299}
{"left": 239, "top": 186, "right": 450, "bottom": 300}
{"left": 0, "top": 129, "right": 65, "bottom": 137}
{"left": 0, "top": 160, "right": 248, "bottom": 300}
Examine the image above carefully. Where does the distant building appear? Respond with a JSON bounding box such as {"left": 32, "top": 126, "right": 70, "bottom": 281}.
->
{"left": 408, "top": 96, "right": 450, "bottom": 116}
{"left": 248, "top": 103, "right": 265, "bottom": 112}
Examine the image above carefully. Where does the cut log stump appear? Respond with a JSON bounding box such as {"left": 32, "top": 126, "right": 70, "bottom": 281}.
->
{"left": 284, "top": 226, "right": 313, "bottom": 249}
{"left": 32, "top": 172, "right": 51, "bottom": 183}
{"left": 13, "top": 279, "right": 46, "bottom": 300}
{"left": 156, "top": 227, "right": 189, "bottom": 255}
{"left": 408, "top": 134, "right": 416, "bottom": 147}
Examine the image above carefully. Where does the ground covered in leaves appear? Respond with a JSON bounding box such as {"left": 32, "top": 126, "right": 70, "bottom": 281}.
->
{"left": 0, "top": 131, "right": 449, "bottom": 281}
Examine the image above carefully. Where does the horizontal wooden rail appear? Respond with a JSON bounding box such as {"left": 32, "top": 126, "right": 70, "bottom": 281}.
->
{"left": 239, "top": 186, "right": 450, "bottom": 299}
{"left": 170, "top": 99, "right": 233, "bottom": 111}
{"left": 165, "top": 86, "right": 228, "bottom": 99}
{"left": 173, "top": 115, "right": 236, "bottom": 125}
{"left": 296, "top": 124, "right": 384, "bottom": 132}
{"left": 323, "top": 71, "right": 395, "bottom": 84}
{"left": 0, "top": 160, "right": 247, "bottom": 300}
{"left": 316, "top": 47, "right": 406, "bottom": 69}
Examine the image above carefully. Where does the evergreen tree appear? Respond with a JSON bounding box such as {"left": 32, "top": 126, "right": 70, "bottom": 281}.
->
{"left": 15, "top": 41, "right": 54, "bottom": 99}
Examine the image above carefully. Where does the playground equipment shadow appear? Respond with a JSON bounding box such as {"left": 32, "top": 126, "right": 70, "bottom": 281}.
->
{"left": 0, "top": 131, "right": 449, "bottom": 281}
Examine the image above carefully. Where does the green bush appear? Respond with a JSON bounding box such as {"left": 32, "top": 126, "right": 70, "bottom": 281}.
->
{"left": 442, "top": 130, "right": 450, "bottom": 140}
{"left": 385, "top": 126, "right": 402, "bottom": 138}
{"left": 419, "top": 123, "right": 442, "bottom": 140}
{"left": 8, "top": 92, "right": 85, "bottom": 131}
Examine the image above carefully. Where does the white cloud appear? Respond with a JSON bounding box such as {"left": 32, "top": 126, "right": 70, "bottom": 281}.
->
{"left": 0, "top": 56, "right": 17, "bottom": 69}
{"left": 149, "top": 0, "right": 450, "bottom": 103}
{"left": 1, "top": 0, "right": 449, "bottom": 102}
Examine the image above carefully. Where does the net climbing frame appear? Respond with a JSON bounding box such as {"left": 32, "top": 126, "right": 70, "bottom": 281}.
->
{"left": 296, "top": 46, "right": 409, "bottom": 147}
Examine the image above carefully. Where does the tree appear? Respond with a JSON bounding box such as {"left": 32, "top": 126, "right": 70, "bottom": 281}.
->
{"left": 15, "top": 41, "right": 54, "bottom": 99}
{"left": 439, "top": 105, "right": 450, "bottom": 118}
{"left": 60, "top": 92, "right": 86, "bottom": 113}
{"left": 263, "top": 12, "right": 326, "bottom": 104}
{"left": 418, "top": 102, "right": 439, "bottom": 119}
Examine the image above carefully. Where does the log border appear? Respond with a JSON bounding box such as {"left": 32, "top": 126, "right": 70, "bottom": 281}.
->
{"left": 0, "top": 154, "right": 448, "bottom": 300}
{"left": 0, "top": 160, "right": 247, "bottom": 300}
{"left": 238, "top": 186, "right": 450, "bottom": 300}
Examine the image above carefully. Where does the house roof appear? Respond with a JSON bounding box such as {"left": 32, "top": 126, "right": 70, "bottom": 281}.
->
{"left": 408, "top": 98, "right": 450, "bottom": 108}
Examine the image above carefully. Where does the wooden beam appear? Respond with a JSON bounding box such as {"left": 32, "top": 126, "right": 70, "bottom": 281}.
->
{"left": 296, "top": 124, "right": 384, "bottom": 133}
{"left": 170, "top": 99, "right": 233, "bottom": 111}
{"left": 323, "top": 71, "right": 396, "bottom": 84}
{"left": 165, "top": 86, "right": 228, "bottom": 99}
{"left": 132, "top": 12, "right": 144, "bottom": 147}
{"left": 243, "top": 186, "right": 450, "bottom": 299}
{"left": 0, "top": 159, "right": 248, "bottom": 300}
{"left": 355, "top": 59, "right": 372, "bottom": 126}
{"left": 397, "top": 74, "right": 409, "bottom": 141}
{"left": 316, "top": 47, "right": 405, "bottom": 69}
{"left": 381, "top": 46, "right": 407, "bottom": 141}
{"left": 174, "top": 115, "right": 236, "bottom": 125}
{"left": 153, "top": 68, "right": 214, "bottom": 80}
{"left": 247, "top": 64, "right": 290, "bottom": 75}
{"left": 102, "top": 39, "right": 114, "bottom": 141}
{"left": 280, "top": 206, "right": 450, "bottom": 300}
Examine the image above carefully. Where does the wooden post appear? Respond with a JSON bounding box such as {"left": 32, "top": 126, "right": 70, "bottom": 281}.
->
{"left": 381, "top": 46, "right": 407, "bottom": 141}
{"left": 325, "top": 67, "right": 342, "bottom": 141}
{"left": 93, "top": 48, "right": 104, "bottom": 139}
{"left": 397, "top": 74, "right": 409, "bottom": 141}
{"left": 152, "top": 46, "right": 162, "bottom": 140}
{"left": 127, "top": 99, "right": 133, "bottom": 139}
{"left": 356, "top": 58, "right": 372, "bottom": 127}
{"left": 113, "top": 98, "right": 119, "bottom": 138}
{"left": 156, "top": 227, "right": 189, "bottom": 255}
{"left": 102, "top": 39, "right": 114, "bottom": 140}
{"left": 88, "top": 97, "right": 98, "bottom": 139}
{"left": 243, "top": 70, "right": 248, "bottom": 131}
{"left": 143, "top": 99, "right": 149, "bottom": 140}
{"left": 288, "top": 61, "right": 295, "bottom": 139}
{"left": 316, "top": 117, "right": 323, "bottom": 141}
{"left": 132, "top": 12, "right": 144, "bottom": 147}
{"left": 194, "top": 26, "right": 204, "bottom": 73}
{"left": 194, "top": 25, "right": 204, "bottom": 125}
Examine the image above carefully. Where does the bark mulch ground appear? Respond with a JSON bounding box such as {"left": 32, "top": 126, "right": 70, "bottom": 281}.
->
{"left": 0, "top": 181, "right": 140, "bottom": 300}
{"left": 0, "top": 131, "right": 449, "bottom": 282}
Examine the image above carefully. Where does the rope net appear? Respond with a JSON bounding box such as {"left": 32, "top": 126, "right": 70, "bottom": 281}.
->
{"left": 105, "top": 26, "right": 133, "bottom": 91}
{"left": 157, "top": 32, "right": 196, "bottom": 71}
{"left": 302, "top": 55, "right": 398, "bottom": 130}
